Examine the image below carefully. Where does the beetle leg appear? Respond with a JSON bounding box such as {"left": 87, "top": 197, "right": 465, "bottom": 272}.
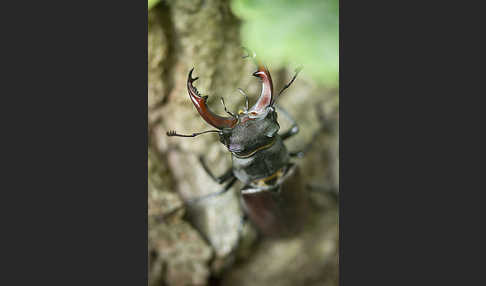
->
{"left": 307, "top": 184, "right": 339, "bottom": 203}
{"left": 162, "top": 178, "right": 238, "bottom": 221}
{"left": 275, "top": 105, "right": 300, "bottom": 140}
{"left": 185, "top": 177, "right": 237, "bottom": 204}
{"left": 289, "top": 104, "right": 335, "bottom": 158}
{"left": 281, "top": 125, "right": 300, "bottom": 141}
{"left": 289, "top": 133, "right": 317, "bottom": 158}
{"left": 199, "top": 155, "right": 235, "bottom": 184}
{"left": 289, "top": 151, "right": 305, "bottom": 158}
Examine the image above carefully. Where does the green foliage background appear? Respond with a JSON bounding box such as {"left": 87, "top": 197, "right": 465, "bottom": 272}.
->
{"left": 232, "top": 0, "right": 338, "bottom": 87}
{"left": 148, "top": 0, "right": 160, "bottom": 10}
{"left": 149, "top": 0, "right": 338, "bottom": 87}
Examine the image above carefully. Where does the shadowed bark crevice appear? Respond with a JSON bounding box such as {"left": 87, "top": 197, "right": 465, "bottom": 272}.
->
{"left": 156, "top": 3, "right": 178, "bottom": 106}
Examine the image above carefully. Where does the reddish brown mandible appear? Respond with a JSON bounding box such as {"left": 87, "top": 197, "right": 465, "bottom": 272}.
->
{"left": 187, "top": 68, "right": 238, "bottom": 129}
{"left": 248, "top": 65, "right": 274, "bottom": 116}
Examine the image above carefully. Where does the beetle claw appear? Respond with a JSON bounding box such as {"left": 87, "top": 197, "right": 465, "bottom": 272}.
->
{"left": 187, "top": 68, "right": 238, "bottom": 129}
{"left": 248, "top": 66, "right": 274, "bottom": 116}
{"left": 188, "top": 68, "right": 199, "bottom": 83}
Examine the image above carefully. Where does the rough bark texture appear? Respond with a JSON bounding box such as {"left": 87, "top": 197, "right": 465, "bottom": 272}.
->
{"left": 148, "top": 1, "right": 339, "bottom": 285}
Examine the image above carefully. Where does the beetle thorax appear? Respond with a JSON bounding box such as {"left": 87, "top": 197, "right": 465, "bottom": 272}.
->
{"left": 219, "top": 110, "right": 280, "bottom": 157}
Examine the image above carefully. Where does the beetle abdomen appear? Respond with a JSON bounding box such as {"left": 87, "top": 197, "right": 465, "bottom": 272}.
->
{"left": 241, "top": 164, "right": 309, "bottom": 237}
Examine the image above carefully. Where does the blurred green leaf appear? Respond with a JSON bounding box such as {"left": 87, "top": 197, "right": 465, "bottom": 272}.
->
{"left": 232, "top": 0, "right": 339, "bottom": 87}
{"left": 148, "top": 0, "right": 160, "bottom": 10}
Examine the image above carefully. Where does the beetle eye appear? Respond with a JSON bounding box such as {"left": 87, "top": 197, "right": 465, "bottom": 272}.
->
{"left": 219, "top": 130, "right": 232, "bottom": 145}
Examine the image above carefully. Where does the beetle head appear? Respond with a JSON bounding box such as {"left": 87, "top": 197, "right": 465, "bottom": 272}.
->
{"left": 219, "top": 110, "right": 279, "bottom": 157}
{"left": 186, "top": 65, "right": 281, "bottom": 157}
{"left": 218, "top": 65, "right": 281, "bottom": 157}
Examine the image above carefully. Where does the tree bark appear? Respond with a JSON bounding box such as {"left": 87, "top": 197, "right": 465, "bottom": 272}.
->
{"left": 148, "top": 1, "right": 339, "bottom": 285}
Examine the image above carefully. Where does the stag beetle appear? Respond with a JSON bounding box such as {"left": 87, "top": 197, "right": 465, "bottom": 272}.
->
{"left": 167, "top": 55, "right": 307, "bottom": 237}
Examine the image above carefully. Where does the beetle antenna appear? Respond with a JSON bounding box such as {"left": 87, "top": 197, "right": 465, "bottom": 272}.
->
{"left": 220, "top": 97, "right": 236, "bottom": 117}
{"left": 278, "top": 66, "right": 303, "bottom": 97}
{"left": 237, "top": 88, "right": 249, "bottom": 111}
{"left": 167, "top": 130, "right": 220, "bottom": 138}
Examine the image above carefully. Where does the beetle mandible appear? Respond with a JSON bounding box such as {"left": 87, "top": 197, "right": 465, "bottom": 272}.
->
{"left": 167, "top": 54, "right": 306, "bottom": 237}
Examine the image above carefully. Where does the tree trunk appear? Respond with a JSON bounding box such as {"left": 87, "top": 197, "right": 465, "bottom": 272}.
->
{"left": 148, "top": 1, "right": 339, "bottom": 285}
